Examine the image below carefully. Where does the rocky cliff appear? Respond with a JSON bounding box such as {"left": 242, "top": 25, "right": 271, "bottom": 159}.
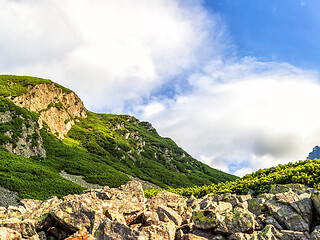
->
{"left": 12, "top": 83, "right": 87, "bottom": 139}
{"left": 1, "top": 182, "right": 320, "bottom": 240}
{"left": 308, "top": 146, "right": 320, "bottom": 160}
{"left": 0, "top": 98, "right": 46, "bottom": 158}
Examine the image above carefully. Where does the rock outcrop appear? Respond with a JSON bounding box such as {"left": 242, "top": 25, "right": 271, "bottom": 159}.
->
{"left": 12, "top": 83, "right": 87, "bottom": 139}
{"left": 0, "top": 110, "right": 46, "bottom": 158}
{"left": 2, "top": 182, "right": 320, "bottom": 239}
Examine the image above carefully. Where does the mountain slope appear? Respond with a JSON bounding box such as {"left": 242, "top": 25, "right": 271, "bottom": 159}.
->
{"left": 0, "top": 75, "right": 236, "bottom": 199}
{"left": 149, "top": 158, "right": 320, "bottom": 199}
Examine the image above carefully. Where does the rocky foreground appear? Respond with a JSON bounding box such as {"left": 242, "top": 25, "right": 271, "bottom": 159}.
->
{"left": 2, "top": 182, "right": 320, "bottom": 239}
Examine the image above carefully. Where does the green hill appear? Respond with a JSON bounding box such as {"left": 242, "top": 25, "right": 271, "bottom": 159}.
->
{"left": 148, "top": 158, "right": 320, "bottom": 199}
{"left": 0, "top": 75, "right": 236, "bottom": 200}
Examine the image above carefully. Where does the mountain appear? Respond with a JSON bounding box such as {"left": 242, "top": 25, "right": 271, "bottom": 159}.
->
{"left": 0, "top": 75, "right": 236, "bottom": 200}
{"left": 307, "top": 146, "right": 320, "bottom": 160}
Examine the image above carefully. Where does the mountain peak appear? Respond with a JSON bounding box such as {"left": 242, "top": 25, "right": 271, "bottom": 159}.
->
{"left": 307, "top": 145, "right": 320, "bottom": 160}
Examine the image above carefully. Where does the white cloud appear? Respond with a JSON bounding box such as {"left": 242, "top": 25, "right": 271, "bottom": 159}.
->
{"left": 1, "top": 0, "right": 320, "bottom": 176}
{"left": 233, "top": 168, "right": 253, "bottom": 177}
{"left": 139, "top": 59, "right": 320, "bottom": 174}
{"left": 0, "top": 0, "right": 226, "bottom": 112}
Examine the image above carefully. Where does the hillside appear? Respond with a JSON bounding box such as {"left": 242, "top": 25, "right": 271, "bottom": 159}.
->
{"left": 0, "top": 75, "right": 236, "bottom": 200}
{"left": 147, "top": 158, "right": 320, "bottom": 199}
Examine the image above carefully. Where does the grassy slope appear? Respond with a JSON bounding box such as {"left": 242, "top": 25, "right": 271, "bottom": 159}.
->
{"left": 0, "top": 75, "right": 237, "bottom": 199}
{"left": 66, "top": 112, "right": 237, "bottom": 188}
{"left": 145, "top": 158, "right": 320, "bottom": 198}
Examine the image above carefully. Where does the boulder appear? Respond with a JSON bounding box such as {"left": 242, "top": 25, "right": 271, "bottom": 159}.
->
{"left": 269, "top": 184, "right": 313, "bottom": 195}
{"left": 146, "top": 191, "right": 187, "bottom": 214}
{"left": 94, "top": 221, "right": 147, "bottom": 240}
{"left": 265, "top": 197, "right": 309, "bottom": 232}
{"left": 0, "top": 227, "right": 22, "bottom": 240}
{"left": 275, "top": 191, "right": 312, "bottom": 227}
{"left": 139, "top": 220, "right": 176, "bottom": 240}
{"left": 141, "top": 211, "right": 160, "bottom": 226}
{"left": 157, "top": 205, "right": 182, "bottom": 226}
{"left": 215, "top": 206, "right": 255, "bottom": 235}
{"left": 0, "top": 219, "right": 37, "bottom": 239}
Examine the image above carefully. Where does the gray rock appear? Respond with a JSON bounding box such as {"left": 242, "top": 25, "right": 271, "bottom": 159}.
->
{"left": 265, "top": 197, "right": 309, "bottom": 232}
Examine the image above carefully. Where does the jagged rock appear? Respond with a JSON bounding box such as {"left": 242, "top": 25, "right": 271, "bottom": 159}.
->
{"left": 190, "top": 229, "right": 226, "bottom": 240}
{"left": 247, "top": 197, "right": 267, "bottom": 216}
{"left": 215, "top": 206, "right": 255, "bottom": 235}
{"left": 192, "top": 210, "right": 218, "bottom": 229}
{"left": 265, "top": 196, "right": 309, "bottom": 232}
{"left": 212, "top": 193, "right": 240, "bottom": 207}
{"left": 281, "top": 230, "right": 310, "bottom": 240}
{"left": 269, "top": 184, "right": 313, "bottom": 195}
{"left": 1, "top": 111, "right": 46, "bottom": 158}
{"left": 0, "top": 227, "right": 22, "bottom": 240}
{"left": 157, "top": 205, "right": 182, "bottom": 226}
{"left": 311, "top": 225, "right": 320, "bottom": 239}
{"left": 264, "top": 215, "right": 283, "bottom": 230}
{"left": 192, "top": 202, "right": 233, "bottom": 229}
{"left": 229, "top": 224, "right": 311, "bottom": 240}
{"left": 65, "top": 229, "right": 96, "bottom": 240}
{"left": 181, "top": 234, "right": 208, "bottom": 240}
{"left": 0, "top": 219, "right": 37, "bottom": 238}
{"left": 147, "top": 191, "right": 187, "bottom": 213}
{"left": 141, "top": 211, "right": 160, "bottom": 226}
{"left": 275, "top": 191, "right": 312, "bottom": 227}
{"left": 104, "top": 206, "right": 126, "bottom": 224}
{"left": 2, "top": 182, "right": 320, "bottom": 239}
{"left": 94, "top": 221, "right": 147, "bottom": 240}
{"left": 139, "top": 220, "right": 176, "bottom": 240}
{"left": 13, "top": 83, "right": 87, "bottom": 139}
{"left": 311, "top": 190, "right": 320, "bottom": 216}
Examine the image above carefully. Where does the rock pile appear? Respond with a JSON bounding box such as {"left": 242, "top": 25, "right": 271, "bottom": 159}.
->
{"left": 2, "top": 182, "right": 320, "bottom": 239}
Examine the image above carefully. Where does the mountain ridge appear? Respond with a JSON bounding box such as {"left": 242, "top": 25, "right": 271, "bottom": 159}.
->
{"left": 0, "top": 75, "right": 236, "bottom": 200}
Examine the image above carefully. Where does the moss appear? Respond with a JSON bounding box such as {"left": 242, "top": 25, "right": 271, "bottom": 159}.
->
{"left": 192, "top": 210, "right": 217, "bottom": 228}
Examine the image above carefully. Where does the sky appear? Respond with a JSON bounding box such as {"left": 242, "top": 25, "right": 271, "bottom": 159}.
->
{"left": 1, "top": 0, "right": 320, "bottom": 176}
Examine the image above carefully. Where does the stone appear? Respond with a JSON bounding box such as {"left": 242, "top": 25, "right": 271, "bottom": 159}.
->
{"left": 146, "top": 191, "right": 187, "bottom": 214}
{"left": 157, "top": 205, "right": 182, "bottom": 226}
{"left": 311, "top": 225, "right": 320, "bottom": 240}
{"left": 94, "top": 221, "right": 147, "bottom": 240}
{"left": 247, "top": 197, "right": 267, "bottom": 216}
{"left": 269, "top": 184, "right": 313, "bottom": 195}
{"left": 141, "top": 211, "right": 160, "bottom": 226}
{"left": 265, "top": 197, "right": 309, "bottom": 232}
{"left": 65, "top": 228, "right": 96, "bottom": 240}
{"left": 0, "top": 219, "right": 37, "bottom": 239}
{"left": 275, "top": 191, "right": 312, "bottom": 227}
{"left": 0, "top": 227, "right": 22, "bottom": 240}
{"left": 139, "top": 220, "right": 176, "bottom": 240}
{"left": 215, "top": 206, "right": 255, "bottom": 235}
{"left": 192, "top": 210, "right": 217, "bottom": 229}
{"left": 264, "top": 216, "right": 283, "bottom": 230}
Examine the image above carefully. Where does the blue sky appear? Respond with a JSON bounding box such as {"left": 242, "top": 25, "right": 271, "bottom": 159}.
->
{"left": 205, "top": 0, "right": 320, "bottom": 71}
{"left": 1, "top": 0, "right": 320, "bottom": 176}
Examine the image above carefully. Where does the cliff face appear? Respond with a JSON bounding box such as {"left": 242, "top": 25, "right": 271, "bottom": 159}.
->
{"left": 12, "top": 83, "right": 87, "bottom": 138}
{"left": 0, "top": 100, "right": 46, "bottom": 158}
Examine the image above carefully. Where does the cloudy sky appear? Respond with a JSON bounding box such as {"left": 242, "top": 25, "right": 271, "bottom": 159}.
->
{"left": 1, "top": 0, "right": 320, "bottom": 176}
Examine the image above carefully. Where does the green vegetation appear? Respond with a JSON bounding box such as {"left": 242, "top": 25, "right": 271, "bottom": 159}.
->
{"left": 66, "top": 112, "right": 237, "bottom": 189}
{"left": 145, "top": 159, "right": 320, "bottom": 199}
{"left": 0, "top": 75, "right": 237, "bottom": 200}
{"left": 0, "top": 75, "right": 71, "bottom": 97}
